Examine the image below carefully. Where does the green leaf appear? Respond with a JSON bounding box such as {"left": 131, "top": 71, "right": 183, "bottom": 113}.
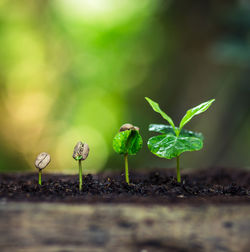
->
{"left": 145, "top": 97, "right": 177, "bottom": 133}
{"left": 149, "top": 124, "right": 203, "bottom": 140}
{"left": 149, "top": 124, "right": 175, "bottom": 135}
{"left": 113, "top": 129, "right": 143, "bottom": 155}
{"left": 179, "top": 99, "right": 215, "bottom": 132}
{"left": 75, "top": 155, "right": 83, "bottom": 160}
{"left": 147, "top": 133, "right": 203, "bottom": 159}
{"left": 180, "top": 129, "right": 204, "bottom": 140}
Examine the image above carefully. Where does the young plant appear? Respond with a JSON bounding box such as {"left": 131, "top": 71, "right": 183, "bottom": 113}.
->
{"left": 73, "top": 141, "right": 89, "bottom": 191}
{"left": 34, "top": 152, "right": 51, "bottom": 185}
{"left": 145, "top": 97, "right": 215, "bottom": 183}
{"left": 113, "top": 123, "right": 143, "bottom": 184}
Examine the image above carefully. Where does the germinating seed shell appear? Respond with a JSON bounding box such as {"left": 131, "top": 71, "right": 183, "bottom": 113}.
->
{"left": 35, "top": 152, "right": 51, "bottom": 169}
{"left": 119, "top": 123, "right": 139, "bottom": 132}
{"left": 119, "top": 123, "right": 134, "bottom": 132}
{"left": 73, "top": 142, "right": 89, "bottom": 161}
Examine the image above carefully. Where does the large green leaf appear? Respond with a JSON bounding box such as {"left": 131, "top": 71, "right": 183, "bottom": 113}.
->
{"left": 149, "top": 124, "right": 175, "bottom": 134}
{"left": 149, "top": 124, "right": 203, "bottom": 140}
{"left": 179, "top": 99, "right": 215, "bottom": 131}
{"left": 145, "top": 97, "right": 177, "bottom": 134}
{"left": 113, "top": 129, "right": 143, "bottom": 155}
{"left": 147, "top": 133, "right": 203, "bottom": 159}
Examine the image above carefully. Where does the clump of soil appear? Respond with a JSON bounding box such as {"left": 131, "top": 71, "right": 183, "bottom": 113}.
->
{"left": 0, "top": 167, "right": 249, "bottom": 205}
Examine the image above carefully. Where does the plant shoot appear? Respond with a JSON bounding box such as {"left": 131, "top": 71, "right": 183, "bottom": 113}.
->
{"left": 145, "top": 97, "right": 215, "bottom": 183}
{"left": 34, "top": 152, "right": 51, "bottom": 185}
{"left": 113, "top": 123, "right": 143, "bottom": 184}
{"left": 73, "top": 141, "right": 89, "bottom": 191}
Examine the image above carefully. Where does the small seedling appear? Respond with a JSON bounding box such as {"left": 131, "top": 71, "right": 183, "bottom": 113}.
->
{"left": 145, "top": 97, "right": 215, "bottom": 183}
{"left": 34, "top": 152, "right": 51, "bottom": 185}
{"left": 113, "top": 123, "right": 143, "bottom": 184}
{"left": 73, "top": 141, "right": 89, "bottom": 191}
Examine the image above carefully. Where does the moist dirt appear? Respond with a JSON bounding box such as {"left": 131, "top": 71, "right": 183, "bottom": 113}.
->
{"left": 0, "top": 167, "right": 249, "bottom": 205}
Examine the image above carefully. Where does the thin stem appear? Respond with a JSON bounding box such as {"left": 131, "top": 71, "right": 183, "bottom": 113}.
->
{"left": 124, "top": 153, "right": 129, "bottom": 184}
{"left": 79, "top": 160, "right": 83, "bottom": 191}
{"left": 38, "top": 169, "right": 42, "bottom": 186}
{"left": 175, "top": 127, "right": 180, "bottom": 137}
{"left": 175, "top": 128, "right": 180, "bottom": 137}
{"left": 176, "top": 156, "right": 181, "bottom": 183}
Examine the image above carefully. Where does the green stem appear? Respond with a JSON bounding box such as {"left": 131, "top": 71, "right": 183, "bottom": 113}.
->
{"left": 38, "top": 169, "right": 42, "bottom": 186}
{"left": 175, "top": 128, "right": 179, "bottom": 137}
{"left": 79, "top": 160, "right": 83, "bottom": 191}
{"left": 176, "top": 156, "right": 181, "bottom": 183}
{"left": 124, "top": 153, "right": 129, "bottom": 184}
{"left": 176, "top": 128, "right": 180, "bottom": 137}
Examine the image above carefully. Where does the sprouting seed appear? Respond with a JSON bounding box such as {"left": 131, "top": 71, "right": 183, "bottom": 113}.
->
{"left": 34, "top": 152, "right": 51, "bottom": 185}
{"left": 73, "top": 141, "right": 89, "bottom": 191}
{"left": 113, "top": 123, "right": 143, "bottom": 184}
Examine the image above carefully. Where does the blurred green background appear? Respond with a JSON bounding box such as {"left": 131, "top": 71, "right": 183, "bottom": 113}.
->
{"left": 0, "top": 0, "right": 249, "bottom": 174}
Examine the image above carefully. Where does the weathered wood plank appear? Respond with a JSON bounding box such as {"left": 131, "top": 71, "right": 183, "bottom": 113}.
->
{"left": 0, "top": 202, "right": 249, "bottom": 252}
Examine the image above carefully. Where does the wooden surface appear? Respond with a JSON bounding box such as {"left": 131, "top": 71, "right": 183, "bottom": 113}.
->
{"left": 0, "top": 202, "right": 249, "bottom": 252}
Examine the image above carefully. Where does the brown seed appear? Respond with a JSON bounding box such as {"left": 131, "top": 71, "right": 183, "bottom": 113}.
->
{"left": 35, "top": 152, "right": 51, "bottom": 170}
{"left": 119, "top": 123, "right": 139, "bottom": 132}
{"left": 73, "top": 141, "right": 89, "bottom": 161}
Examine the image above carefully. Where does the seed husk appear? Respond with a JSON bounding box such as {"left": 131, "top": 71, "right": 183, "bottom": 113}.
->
{"left": 35, "top": 152, "right": 51, "bottom": 170}
{"left": 73, "top": 141, "right": 89, "bottom": 161}
{"left": 119, "top": 123, "right": 139, "bottom": 132}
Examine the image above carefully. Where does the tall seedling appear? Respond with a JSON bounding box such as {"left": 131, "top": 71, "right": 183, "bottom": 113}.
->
{"left": 145, "top": 97, "right": 215, "bottom": 182}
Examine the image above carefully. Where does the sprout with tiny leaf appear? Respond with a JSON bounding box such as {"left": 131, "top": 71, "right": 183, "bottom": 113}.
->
{"left": 34, "top": 152, "right": 51, "bottom": 185}
{"left": 145, "top": 97, "right": 215, "bottom": 183}
{"left": 73, "top": 141, "right": 89, "bottom": 191}
{"left": 113, "top": 123, "right": 143, "bottom": 184}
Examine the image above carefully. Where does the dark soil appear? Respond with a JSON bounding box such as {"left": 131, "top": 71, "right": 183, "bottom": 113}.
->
{"left": 0, "top": 167, "right": 249, "bottom": 205}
